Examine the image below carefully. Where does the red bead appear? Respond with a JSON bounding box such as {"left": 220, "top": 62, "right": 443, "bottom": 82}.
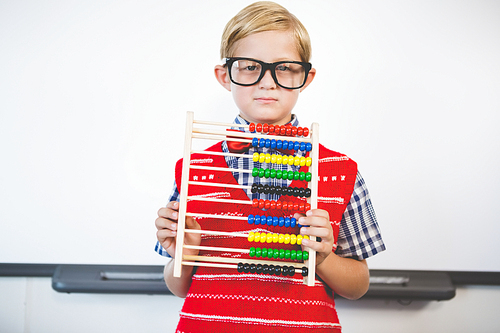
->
{"left": 305, "top": 203, "right": 311, "bottom": 211}
{"left": 268, "top": 125, "right": 275, "bottom": 134}
{"left": 280, "top": 125, "right": 286, "bottom": 135}
{"left": 288, "top": 202, "right": 295, "bottom": 211}
{"left": 264, "top": 200, "right": 271, "bottom": 210}
{"left": 259, "top": 199, "right": 265, "bottom": 209}
{"left": 297, "top": 127, "right": 303, "bottom": 136}
{"left": 270, "top": 201, "right": 276, "bottom": 209}
{"left": 275, "top": 201, "right": 282, "bottom": 210}
{"left": 249, "top": 123, "right": 256, "bottom": 132}
{"left": 252, "top": 199, "right": 259, "bottom": 208}
{"left": 291, "top": 126, "right": 298, "bottom": 136}
{"left": 286, "top": 127, "right": 292, "bottom": 136}
{"left": 293, "top": 203, "right": 299, "bottom": 211}
{"left": 299, "top": 202, "right": 305, "bottom": 211}
{"left": 303, "top": 127, "right": 309, "bottom": 136}
{"left": 262, "top": 123, "right": 269, "bottom": 133}
{"left": 281, "top": 201, "right": 288, "bottom": 210}
{"left": 256, "top": 123, "right": 263, "bottom": 133}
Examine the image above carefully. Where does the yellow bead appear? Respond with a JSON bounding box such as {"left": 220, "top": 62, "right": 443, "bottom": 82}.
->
{"left": 297, "top": 235, "right": 303, "bottom": 245}
{"left": 300, "top": 156, "right": 306, "bottom": 166}
{"left": 304, "top": 235, "right": 310, "bottom": 240}
{"left": 259, "top": 153, "right": 266, "bottom": 163}
{"left": 273, "top": 233, "right": 279, "bottom": 243}
{"left": 253, "top": 152, "right": 259, "bottom": 162}
{"left": 248, "top": 232, "right": 254, "bottom": 242}
{"left": 288, "top": 155, "right": 294, "bottom": 166}
{"left": 294, "top": 156, "right": 301, "bottom": 166}
{"left": 290, "top": 234, "right": 297, "bottom": 245}
{"left": 266, "top": 233, "right": 273, "bottom": 243}
{"left": 284, "top": 234, "right": 290, "bottom": 244}
{"left": 276, "top": 155, "right": 282, "bottom": 164}
{"left": 270, "top": 154, "right": 277, "bottom": 164}
{"left": 278, "top": 234, "right": 284, "bottom": 243}
{"left": 254, "top": 232, "right": 260, "bottom": 242}
{"left": 265, "top": 153, "right": 271, "bottom": 164}
{"left": 260, "top": 233, "right": 267, "bottom": 243}
{"left": 282, "top": 155, "right": 288, "bottom": 165}
{"left": 306, "top": 157, "right": 312, "bottom": 166}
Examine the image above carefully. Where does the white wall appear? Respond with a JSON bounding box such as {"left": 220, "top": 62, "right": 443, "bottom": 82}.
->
{"left": 1, "top": 277, "right": 499, "bottom": 333}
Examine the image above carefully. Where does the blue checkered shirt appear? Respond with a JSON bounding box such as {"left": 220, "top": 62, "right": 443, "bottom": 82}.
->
{"left": 155, "top": 115, "right": 385, "bottom": 260}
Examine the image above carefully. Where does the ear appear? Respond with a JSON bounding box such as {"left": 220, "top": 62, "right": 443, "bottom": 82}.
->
{"left": 299, "top": 67, "right": 316, "bottom": 92}
{"left": 214, "top": 64, "right": 232, "bottom": 91}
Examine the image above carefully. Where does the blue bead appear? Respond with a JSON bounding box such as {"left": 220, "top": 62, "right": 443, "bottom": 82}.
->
{"left": 255, "top": 215, "right": 261, "bottom": 225}
{"left": 267, "top": 216, "right": 273, "bottom": 226}
{"left": 278, "top": 217, "right": 285, "bottom": 227}
{"left": 259, "top": 139, "right": 265, "bottom": 148}
{"left": 270, "top": 139, "right": 277, "bottom": 149}
{"left": 294, "top": 141, "right": 300, "bottom": 150}
{"left": 252, "top": 138, "right": 259, "bottom": 147}
{"left": 284, "top": 217, "right": 291, "bottom": 228}
{"left": 306, "top": 143, "right": 312, "bottom": 151}
{"left": 291, "top": 217, "right": 297, "bottom": 228}
{"left": 276, "top": 140, "right": 282, "bottom": 149}
{"left": 282, "top": 140, "right": 288, "bottom": 150}
{"left": 248, "top": 214, "right": 255, "bottom": 224}
{"left": 300, "top": 142, "right": 306, "bottom": 151}
{"left": 273, "top": 217, "right": 279, "bottom": 227}
{"left": 265, "top": 139, "right": 271, "bottom": 148}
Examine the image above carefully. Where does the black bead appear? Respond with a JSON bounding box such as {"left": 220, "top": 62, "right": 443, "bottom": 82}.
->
{"left": 249, "top": 264, "right": 256, "bottom": 274}
{"left": 305, "top": 188, "right": 311, "bottom": 198}
{"left": 262, "top": 264, "right": 269, "bottom": 275}
{"left": 263, "top": 185, "right": 270, "bottom": 194}
{"left": 275, "top": 186, "right": 283, "bottom": 196}
{"left": 237, "top": 262, "right": 244, "bottom": 273}
{"left": 269, "top": 265, "right": 275, "bottom": 275}
{"left": 257, "top": 184, "right": 264, "bottom": 193}
{"left": 243, "top": 263, "right": 250, "bottom": 273}
{"left": 282, "top": 266, "right": 289, "bottom": 276}
{"left": 274, "top": 265, "right": 282, "bottom": 276}
{"left": 268, "top": 185, "right": 276, "bottom": 194}
{"left": 298, "top": 188, "right": 305, "bottom": 197}
{"left": 288, "top": 266, "right": 295, "bottom": 277}
{"left": 293, "top": 187, "right": 300, "bottom": 197}
{"left": 251, "top": 183, "right": 258, "bottom": 193}
{"left": 256, "top": 264, "right": 263, "bottom": 274}
{"left": 301, "top": 267, "right": 308, "bottom": 277}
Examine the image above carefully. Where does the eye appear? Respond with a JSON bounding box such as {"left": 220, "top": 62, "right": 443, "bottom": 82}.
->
{"left": 276, "top": 64, "right": 290, "bottom": 72}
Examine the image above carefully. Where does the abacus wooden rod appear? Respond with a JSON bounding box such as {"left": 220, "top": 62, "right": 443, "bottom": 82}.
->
{"left": 192, "top": 133, "right": 253, "bottom": 143}
{"left": 187, "top": 196, "right": 251, "bottom": 205}
{"left": 189, "top": 165, "right": 252, "bottom": 174}
{"left": 188, "top": 181, "right": 251, "bottom": 190}
{"left": 193, "top": 119, "right": 249, "bottom": 128}
{"left": 184, "top": 244, "right": 249, "bottom": 254}
{"left": 184, "top": 229, "right": 249, "bottom": 237}
{"left": 185, "top": 212, "right": 247, "bottom": 221}
{"left": 192, "top": 128, "right": 312, "bottom": 143}
{"left": 182, "top": 261, "right": 238, "bottom": 270}
{"left": 183, "top": 255, "right": 306, "bottom": 269}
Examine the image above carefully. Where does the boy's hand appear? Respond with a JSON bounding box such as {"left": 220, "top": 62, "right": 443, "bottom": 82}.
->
{"left": 294, "top": 209, "right": 334, "bottom": 266}
{"left": 155, "top": 201, "right": 201, "bottom": 258}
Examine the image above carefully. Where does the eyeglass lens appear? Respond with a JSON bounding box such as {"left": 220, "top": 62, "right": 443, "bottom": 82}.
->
{"left": 230, "top": 59, "right": 307, "bottom": 89}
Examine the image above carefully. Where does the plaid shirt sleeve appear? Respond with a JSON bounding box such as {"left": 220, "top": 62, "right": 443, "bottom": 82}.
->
{"left": 336, "top": 171, "right": 386, "bottom": 260}
{"left": 154, "top": 182, "right": 180, "bottom": 257}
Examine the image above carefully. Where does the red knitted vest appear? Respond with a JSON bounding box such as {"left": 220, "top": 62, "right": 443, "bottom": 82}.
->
{"left": 174, "top": 142, "right": 357, "bottom": 333}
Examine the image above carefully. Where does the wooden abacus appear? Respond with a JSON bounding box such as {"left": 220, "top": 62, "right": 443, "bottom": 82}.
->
{"left": 173, "top": 111, "right": 319, "bottom": 286}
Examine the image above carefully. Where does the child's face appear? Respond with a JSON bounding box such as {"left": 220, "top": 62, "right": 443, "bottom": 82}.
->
{"left": 215, "top": 30, "right": 315, "bottom": 125}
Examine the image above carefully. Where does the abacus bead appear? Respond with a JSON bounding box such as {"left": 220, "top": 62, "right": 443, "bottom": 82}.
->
{"left": 305, "top": 157, "right": 312, "bottom": 166}
{"left": 292, "top": 187, "right": 300, "bottom": 197}
{"left": 282, "top": 155, "right": 288, "bottom": 165}
{"left": 291, "top": 250, "right": 297, "bottom": 260}
{"left": 280, "top": 170, "right": 287, "bottom": 180}
{"left": 265, "top": 200, "right": 271, "bottom": 210}
{"left": 285, "top": 249, "right": 291, "bottom": 259}
{"left": 282, "top": 201, "right": 288, "bottom": 210}
{"left": 260, "top": 233, "right": 267, "bottom": 243}
{"left": 259, "top": 138, "right": 265, "bottom": 148}
{"left": 252, "top": 168, "right": 259, "bottom": 177}
{"left": 298, "top": 188, "right": 305, "bottom": 197}
{"left": 303, "top": 128, "right": 309, "bottom": 136}
{"left": 300, "top": 142, "right": 306, "bottom": 151}
{"left": 253, "top": 152, "right": 259, "bottom": 162}
{"left": 300, "top": 157, "right": 306, "bottom": 167}
{"left": 284, "top": 217, "right": 290, "bottom": 228}
{"left": 279, "top": 217, "right": 285, "bottom": 227}
{"left": 294, "top": 141, "right": 300, "bottom": 151}
{"left": 255, "top": 247, "right": 262, "bottom": 258}
{"left": 273, "top": 217, "right": 279, "bottom": 227}
{"left": 269, "top": 265, "right": 275, "bottom": 275}
{"left": 305, "top": 188, "right": 311, "bottom": 198}
{"left": 267, "top": 216, "right": 273, "bottom": 226}
{"left": 294, "top": 171, "right": 300, "bottom": 180}
{"left": 254, "top": 232, "right": 261, "bottom": 242}
{"left": 259, "top": 184, "right": 265, "bottom": 194}
{"left": 299, "top": 172, "right": 305, "bottom": 181}
{"left": 276, "top": 155, "right": 283, "bottom": 165}
{"left": 256, "top": 123, "right": 262, "bottom": 132}
{"left": 290, "top": 218, "right": 297, "bottom": 228}
{"left": 237, "top": 262, "right": 244, "bottom": 272}
{"left": 305, "top": 172, "right": 312, "bottom": 182}
{"left": 270, "top": 139, "right": 277, "bottom": 149}
{"left": 275, "top": 201, "right": 282, "bottom": 210}
{"left": 306, "top": 143, "right": 312, "bottom": 151}
{"left": 248, "top": 215, "right": 255, "bottom": 225}
{"left": 249, "top": 247, "right": 256, "bottom": 257}
{"left": 305, "top": 203, "right": 311, "bottom": 211}
{"left": 249, "top": 123, "right": 255, "bottom": 132}
{"left": 270, "top": 154, "right": 277, "bottom": 164}
{"left": 272, "top": 249, "right": 279, "bottom": 259}
{"left": 275, "top": 266, "right": 282, "bottom": 276}
{"left": 268, "top": 125, "right": 275, "bottom": 134}
{"left": 288, "top": 171, "right": 295, "bottom": 180}
{"left": 265, "top": 153, "right": 271, "bottom": 163}
{"left": 278, "top": 234, "right": 284, "bottom": 243}
{"left": 270, "top": 201, "right": 276, "bottom": 210}
{"left": 294, "top": 156, "right": 301, "bottom": 166}
{"left": 263, "top": 264, "right": 269, "bottom": 274}
{"left": 284, "top": 234, "right": 291, "bottom": 244}
{"left": 243, "top": 263, "right": 250, "bottom": 273}
{"left": 261, "top": 248, "right": 267, "bottom": 257}
{"left": 249, "top": 264, "right": 256, "bottom": 274}
{"left": 297, "top": 235, "right": 303, "bottom": 245}
{"left": 291, "top": 127, "right": 298, "bottom": 136}
{"left": 291, "top": 234, "right": 297, "bottom": 245}
{"left": 270, "top": 168, "right": 276, "bottom": 178}
{"left": 254, "top": 215, "right": 261, "bottom": 225}
{"left": 282, "top": 266, "right": 289, "bottom": 276}
{"left": 248, "top": 231, "right": 254, "bottom": 242}
{"left": 299, "top": 202, "right": 305, "bottom": 212}
{"left": 290, "top": 202, "right": 296, "bottom": 211}
{"left": 289, "top": 266, "right": 296, "bottom": 277}
{"left": 264, "top": 169, "right": 271, "bottom": 178}
{"left": 302, "top": 267, "right": 309, "bottom": 277}
{"left": 268, "top": 249, "right": 274, "bottom": 258}
{"left": 279, "top": 249, "right": 285, "bottom": 259}
{"left": 288, "top": 156, "right": 295, "bottom": 166}
{"left": 259, "top": 168, "right": 265, "bottom": 177}
{"left": 282, "top": 140, "right": 288, "bottom": 150}
{"left": 286, "top": 127, "right": 292, "bottom": 136}
{"left": 304, "top": 235, "right": 309, "bottom": 240}
{"left": 265, "top": 139, "right": 271, "bottom": 148}
{"left": 262, "top": 123, "right": 269, "bottom": 133}
{"left": 259, "top": 153, "right": 266, "bottom": 163}
{"left": 256, "top": 264, "right": 263, "bottom": 274}
{"left": 252, "top": 137, "right": 259, "bottom": 147}
{"left": 259, "top": 199, "right": 265, "bottom": 209}
{"left": 296, "top": 251, "right": 303, "bottom": 261}
{"left": 272, "top": 233, "right": 279, "bottom": 243}
{"left": 303, "top": 251, "right": 309, "bottom": 260}
{"left": 251, "top": 184, "right": 258, "bottom": 193}
{"left": 267, "top": 234, "right": 273, "bottom": 244}
{"left": 252, "top": 199, "right": 259, "bottom": 208}
{"left": 276, "top": 140, "right": 283, "bottom": 149}
{"left": 280, "top": 125, "right": 286, "bottom": 135}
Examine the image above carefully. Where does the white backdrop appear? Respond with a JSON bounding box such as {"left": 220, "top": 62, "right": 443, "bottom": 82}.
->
{"left": 1, "top": 0, "right": 499, "bottom": 272}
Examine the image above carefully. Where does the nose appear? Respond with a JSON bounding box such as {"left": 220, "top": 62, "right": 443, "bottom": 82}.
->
{"left": 258, "top": 68, "right": 277, "bottom": 89}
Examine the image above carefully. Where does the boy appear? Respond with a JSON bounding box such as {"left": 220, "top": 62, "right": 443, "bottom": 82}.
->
{"left": 155, "top": 2, "right": 385, "bottom": 332}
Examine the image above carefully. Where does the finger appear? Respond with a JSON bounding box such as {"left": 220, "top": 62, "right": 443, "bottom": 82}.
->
{"left": 157, "top": 207, "right": 179, "bottom": 221}
{"left": 155, "top": 216, "right": 178, "bottom": 231}
{"left": 300, "top": 226, "right": 332, "bottom": 239}
{"left": 185, "top": 216, "right": 201, "bottom": 230}
{"left": 156, "top": 229, "right": 177, "bottom": 243}
{"left": 166, "top": 201, "right": 179, "bottom": 211}
{"left": 305, "top": 209, "right": 329, "bottom": 220}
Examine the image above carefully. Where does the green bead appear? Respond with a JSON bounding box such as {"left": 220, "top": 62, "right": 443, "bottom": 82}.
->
{"left": 259, "top": 168, "right": 265, "bottom": 177}
{"left": 305, "top": 172, "right": 312, "bottom": 182}
{"left": 264, "top": 169, "right": 271, "bottom": 178}
{"left": 291, "top": 250, "right": 297, "bottom": 260}
{"left": 279, "top": 249, "right": 285, "bottom": 259}
{"left": 281, "top": 170, "right": 288, "bottom": 180}
{"left": 261, "top": 248, "right": 268, "bottom": 257}
{"left": 299, "top": 172, "right": 306, "bottom": 181}
{"left": 270, "top": 169, "right": 277, "bottom": 178}
{"left": 268, "top": 249, "right": 274, "bottom": 259}
{"left": 249, "top": 247, "right": 256, "bottom": 257}
{"left": 303, "top": 251, "right": 309, "bottom": 260}
{"left": 285, "top": 250, "right": 291, "bottom": 259}
{"left": 296, "top": 251, "right": 303, "bottom": 261}
{"left": 273, "top": 249, "right": 279, "bottom": 259}
{"left": 276, "top": 170, "right": 283, "bottom": 179}
{"left": 293, "top": 171, "right": 300, "bottom": 180}
{"left": 288, "top": 171, "right": 294, "bottom": 180}
{"left": 255, "top": 247, "right": 262, "bottom": 258}
{"left": 252, "top": 168, "right": 259, "bottom": 177}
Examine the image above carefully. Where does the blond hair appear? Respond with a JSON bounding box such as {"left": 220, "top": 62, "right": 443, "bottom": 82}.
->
{"left": 220, "top": 1, "right": 312, "bottom": 62}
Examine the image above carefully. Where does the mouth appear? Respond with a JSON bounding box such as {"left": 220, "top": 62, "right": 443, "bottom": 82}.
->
{"left": 255, "top": 97, "right": 278, "bottom": 104}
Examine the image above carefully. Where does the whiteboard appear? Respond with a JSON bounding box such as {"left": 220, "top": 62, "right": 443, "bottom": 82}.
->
{"left": 1, "top": 0, "right": 499, "bottom": 272}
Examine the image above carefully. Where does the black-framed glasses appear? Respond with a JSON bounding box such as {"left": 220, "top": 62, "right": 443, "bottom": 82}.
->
{"left": 225, "top": 57, "right": 312, "bottom": 90}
